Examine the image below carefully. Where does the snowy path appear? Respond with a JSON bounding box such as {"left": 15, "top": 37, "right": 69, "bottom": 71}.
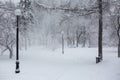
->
{"left": 0, "top": 47, "right": 120, "bottom": 80}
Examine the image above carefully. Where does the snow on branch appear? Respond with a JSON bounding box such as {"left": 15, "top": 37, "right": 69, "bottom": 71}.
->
{"left": 34, "top": 2, "right": 98, "bottom": 16}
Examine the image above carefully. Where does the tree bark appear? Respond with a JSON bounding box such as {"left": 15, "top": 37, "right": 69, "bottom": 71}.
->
{"left": 76, "top": 30, "right": 79, "bottom": 47}
{"left": 118, "top": 41, "right": 120, "bottom": 57}
{"left": 82, "top": 26, "right": 86, "bottom": 47}
{"left": 7, "top": 46, "right": 13, "bottom": 59}
{"left": 117, "top": 17, "right": 120, "bottom": 57}
{"left": 82, "top": 37, "right": 86, "bottom": 47}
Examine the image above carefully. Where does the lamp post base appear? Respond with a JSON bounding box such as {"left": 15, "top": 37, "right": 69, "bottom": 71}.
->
{"left": 15, "top": 69, "right": 20, "bottom": 73}
{"left": 96, "top": 57, "right": 102, "bottom": 63}
{"left": 15, "top": 61, "right": 20, "bottom": 73}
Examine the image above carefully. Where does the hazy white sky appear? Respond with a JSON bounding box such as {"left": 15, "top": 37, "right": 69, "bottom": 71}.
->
{"left": 0, "top": 0, "right": 20, "bottom": 3}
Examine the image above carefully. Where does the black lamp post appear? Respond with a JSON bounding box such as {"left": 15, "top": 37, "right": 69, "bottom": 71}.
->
{"left": 61, "top": 31, "right": 64, "bottom": 54}
{"left": 96, "top": 0, "right": 103, "bottom": 63}
{"left": 15, "top": 9, "right": 21, "bottom": 73}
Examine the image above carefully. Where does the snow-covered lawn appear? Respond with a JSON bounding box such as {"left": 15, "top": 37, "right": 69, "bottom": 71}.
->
{"left": 0, "top": 47, "right": 120, "bottom": 80}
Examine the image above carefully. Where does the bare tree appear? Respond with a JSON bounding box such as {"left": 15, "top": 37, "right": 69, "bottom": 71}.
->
{"left": 0, "top": 1, "right": 15, "bottom": 58}
{"left": 110, "top": 0, "right": 120, "bottom": 57}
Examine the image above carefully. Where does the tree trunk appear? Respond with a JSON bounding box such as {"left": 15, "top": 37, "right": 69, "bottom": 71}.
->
{"left": 72, "top": 37, "right": 75, "bottom": 46}
{"left": 7, "top": 46, "right": 13, "bottom": 59}
{"left": 118, "top": 40, "right": 120, "bottom": 57}
{"left": 25, "top": 36, "right": 27, "bottom": 50}
{"left": 117, "top": 17, "right": 120, "bottom": 57}
{"left": 67, "top": 37, "right": 70, "bottom": 47}
{"left": 82, "top": 37, "right": 86, "bottom": 47}
{"left": 76, "top": 31, "right": 79, "bottom": 47}
{"left": 82, "top": 27, "right": 86, "bottom": 47}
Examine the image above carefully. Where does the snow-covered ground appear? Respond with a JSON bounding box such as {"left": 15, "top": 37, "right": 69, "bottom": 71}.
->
{"left": 0, "top": 47, "right": 120, "bottom": 80}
